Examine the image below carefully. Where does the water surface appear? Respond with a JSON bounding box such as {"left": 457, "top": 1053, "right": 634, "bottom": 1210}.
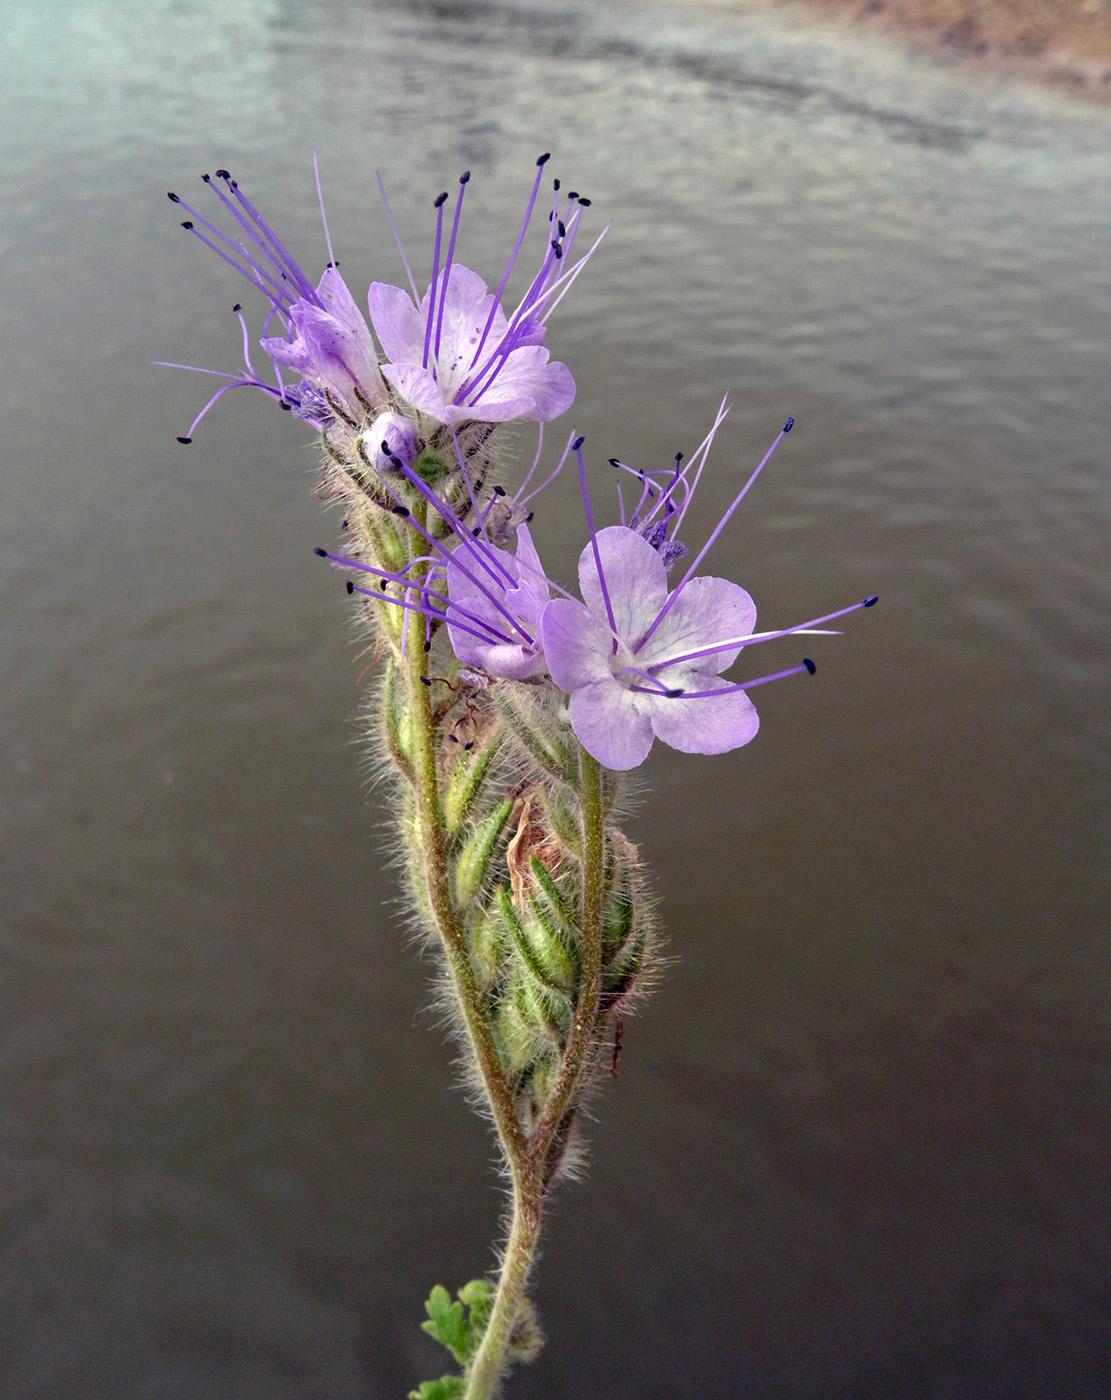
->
{"left": 2, "top": 1, "right": 1110, "bottom": 1396}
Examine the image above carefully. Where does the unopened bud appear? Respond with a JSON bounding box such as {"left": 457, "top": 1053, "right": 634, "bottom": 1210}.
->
{"left": 361, "top": 411, "right": 423, "bottom": 473}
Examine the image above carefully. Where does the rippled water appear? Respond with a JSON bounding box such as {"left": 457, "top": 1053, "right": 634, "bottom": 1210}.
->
{"left": 3, "top": 1, "right": 1110, "bottom": 1396}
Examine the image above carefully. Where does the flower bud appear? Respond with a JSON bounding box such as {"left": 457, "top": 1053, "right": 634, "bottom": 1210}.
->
{"left": 361, "top": 411, "right": 423, "bottom": 472}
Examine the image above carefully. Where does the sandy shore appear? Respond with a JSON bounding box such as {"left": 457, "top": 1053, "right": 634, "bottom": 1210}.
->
{"left": 706, "top": 0, "right": 1111, "bottom": 95}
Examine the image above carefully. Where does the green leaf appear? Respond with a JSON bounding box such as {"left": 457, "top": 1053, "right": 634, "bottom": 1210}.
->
{"left": 408, "top": 1376, "right": 465, "bottom": 1400}
{"left": 421, "top": 1285, "right": 469, "bottom": 1364}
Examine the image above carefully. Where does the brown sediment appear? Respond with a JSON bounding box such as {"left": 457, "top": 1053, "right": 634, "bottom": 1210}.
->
{"left": 694, "top": 0, "right": 1111, "bottom": 96}
{"left": 800, "top": 0, "right": 1111, "bottom": 96}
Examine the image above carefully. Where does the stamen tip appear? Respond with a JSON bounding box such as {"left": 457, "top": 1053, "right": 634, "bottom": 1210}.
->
{"left": 863, "top": 595, "right": 878, "bottom": 607}
{"left": 803, "top": 657, "right": 816, "bottom": 675}
{"left": 537, "top": 152, "right": 551, "bottom": 166}
{"left": 783, "top": 416, "right": 794, "bottom": 433}
{"left": 420, "top": 675, "right": 432, "bottom": 687}
{"left": 313, "top": 547, "right": 327, "bottom": 557}
{"left": 345, "top": 580, "right": 354, "bottom": 594}
{"left": 572, "top": 435, "right": 585, "bottom": 451}
{"left": 176, "top": 436, "right": 192, "bottom": 444}
{"left": 665, "top": 687, "right": 684, "bottom": 698}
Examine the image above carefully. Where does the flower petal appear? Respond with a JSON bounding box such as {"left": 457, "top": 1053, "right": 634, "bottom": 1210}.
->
{"left": 642, "top": 574, "right": 757, "bottom": 675}
{"left": 569, "top": 682, "right": 655, "bottom": 771}
{"left": 367, "top": 281, "right": 424, "bottom": 363}
{"left": 262, "top": 269, "right": 385, "bottom": 416}
{"left": 578, "top": 527, "right": 669, "bottom": 647}
{"left": 380, "top": 362, "right": 457, "bottom": 423}
{"left": 647, "top": 677, "right": 760, "bottom": 755}
{"left": 541, "top": 598, "right": 613, "bottom": 691}
{"left": 464, "top": 346, "right": 576, "bottom": 423}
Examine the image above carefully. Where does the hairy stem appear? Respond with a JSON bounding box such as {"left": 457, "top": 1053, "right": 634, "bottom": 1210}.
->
{"left": 401, "top": 624, "right": 526, "bottom": 1164}
{"left": 462, "top": 1169, "right": 541, "bottom": 1400}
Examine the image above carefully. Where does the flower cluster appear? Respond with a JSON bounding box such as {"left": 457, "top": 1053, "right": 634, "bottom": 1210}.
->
{"left": 166, "top": 154, "right": 877, "bottom": 1400}
{"left": 166, "top": 158, "right": 873, "bottom": 772}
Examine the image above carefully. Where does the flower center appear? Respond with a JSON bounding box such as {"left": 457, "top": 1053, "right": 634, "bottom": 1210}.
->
{"left": 608, "top": 638, "right": 637, "bottom": 688}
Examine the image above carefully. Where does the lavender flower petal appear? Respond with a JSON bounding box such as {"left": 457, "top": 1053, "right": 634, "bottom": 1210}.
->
{"left": 567, "top": 683, "right": 655, "bottom": 772}
{"left": 369, "top": 265, "right": 574, "bottom": 426}
{"left": 639, "top": 574, "right": 757, "bottom": 672}
{"left": 261, "top": 266, "right": 386, "bottom": 421}
{"left": 647, "top": 678, "right": 760, "bottom": 755}
{"left": 577, "top": 527, "right": 669, "bottom": 645}
{"left": 541, "top": 597, "right": 615, "bottom": 692}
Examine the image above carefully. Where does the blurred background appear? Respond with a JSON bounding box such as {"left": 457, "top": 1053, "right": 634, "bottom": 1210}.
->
{"left": 2, "top": 1, "right": 1110, "bottom": 1396}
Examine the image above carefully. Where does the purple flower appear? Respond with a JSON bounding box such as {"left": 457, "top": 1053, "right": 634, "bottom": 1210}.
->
{"left": 368, "top": 265, "right": 574, "bottom": 426}
{"left": 446, "top": 524, "right": 552, "bottom": 679}
{"left": 366, "top": 158, "right": 602, "bottom": 428}
{"left": 542, "top": 526, "right": 762, "bottom": 770}
{"left": 164, "top": 169, "right": 386, "bottom": 436}
{"left": 538, "top": 419, "right": 875, "bottom": 771}
{"left": 361, "top": 410, "right": 423, "bottom": 472}
{"left": 261, "top": 264, "right": 387, "bottom": 426}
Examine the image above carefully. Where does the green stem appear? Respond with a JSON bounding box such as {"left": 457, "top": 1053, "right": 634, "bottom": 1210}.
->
{"left": 462, "top": 1168, "right": 541, "bottom": 1400}
{"left": 401, "top": 626, "right": 526, "bottom": 1165}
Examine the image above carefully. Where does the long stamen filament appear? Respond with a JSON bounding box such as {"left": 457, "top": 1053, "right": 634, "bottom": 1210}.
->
{"left": 647, "top": 599, "right": 877, "bottom": 672}
{"left": 629, "top": 659, "right": 816, "bottom": 698}
{"left": 634, "top": 420, "right": 791, "bottom": 655}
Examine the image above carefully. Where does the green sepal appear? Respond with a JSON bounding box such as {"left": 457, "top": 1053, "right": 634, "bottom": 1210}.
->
{"left": 364, "top": 502, "right": 408, "bottom": 577}
{"left": 468, "top": 904, "right": 505, "bottom": 994}
{"left": 495, "top": 985, "right": 544, "bottom": 1075}
{"left": 511, "top": 965, "right": 572, "bottom": 1045}
{"left": 494, "top": 690, "right": 576, "bottom": 782}
{"left": 383, "top": 660, "right": 414, "bottom": 777}
{"left": 443, "top": 728, "right": 503, "bottom": 839}
{"left": 408, "top": 1377, "right": 464, "bottom": 1400}
{"left": 539, "top": 786, "right": 582, "bottom": 859}
{"left": 451, "top": 800, "right": 514, "bottom": 907}
{"left": 528, "top": 857, "right": 575, "bottom": 933}
{"left": 603, "top": 926, "right": 647, "bottom": 999}
{"left": 496, "top": 888, "right": 575, "bottom": 998}
{"left": 602, "top": 887, "right": 635, "bottom": 960}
